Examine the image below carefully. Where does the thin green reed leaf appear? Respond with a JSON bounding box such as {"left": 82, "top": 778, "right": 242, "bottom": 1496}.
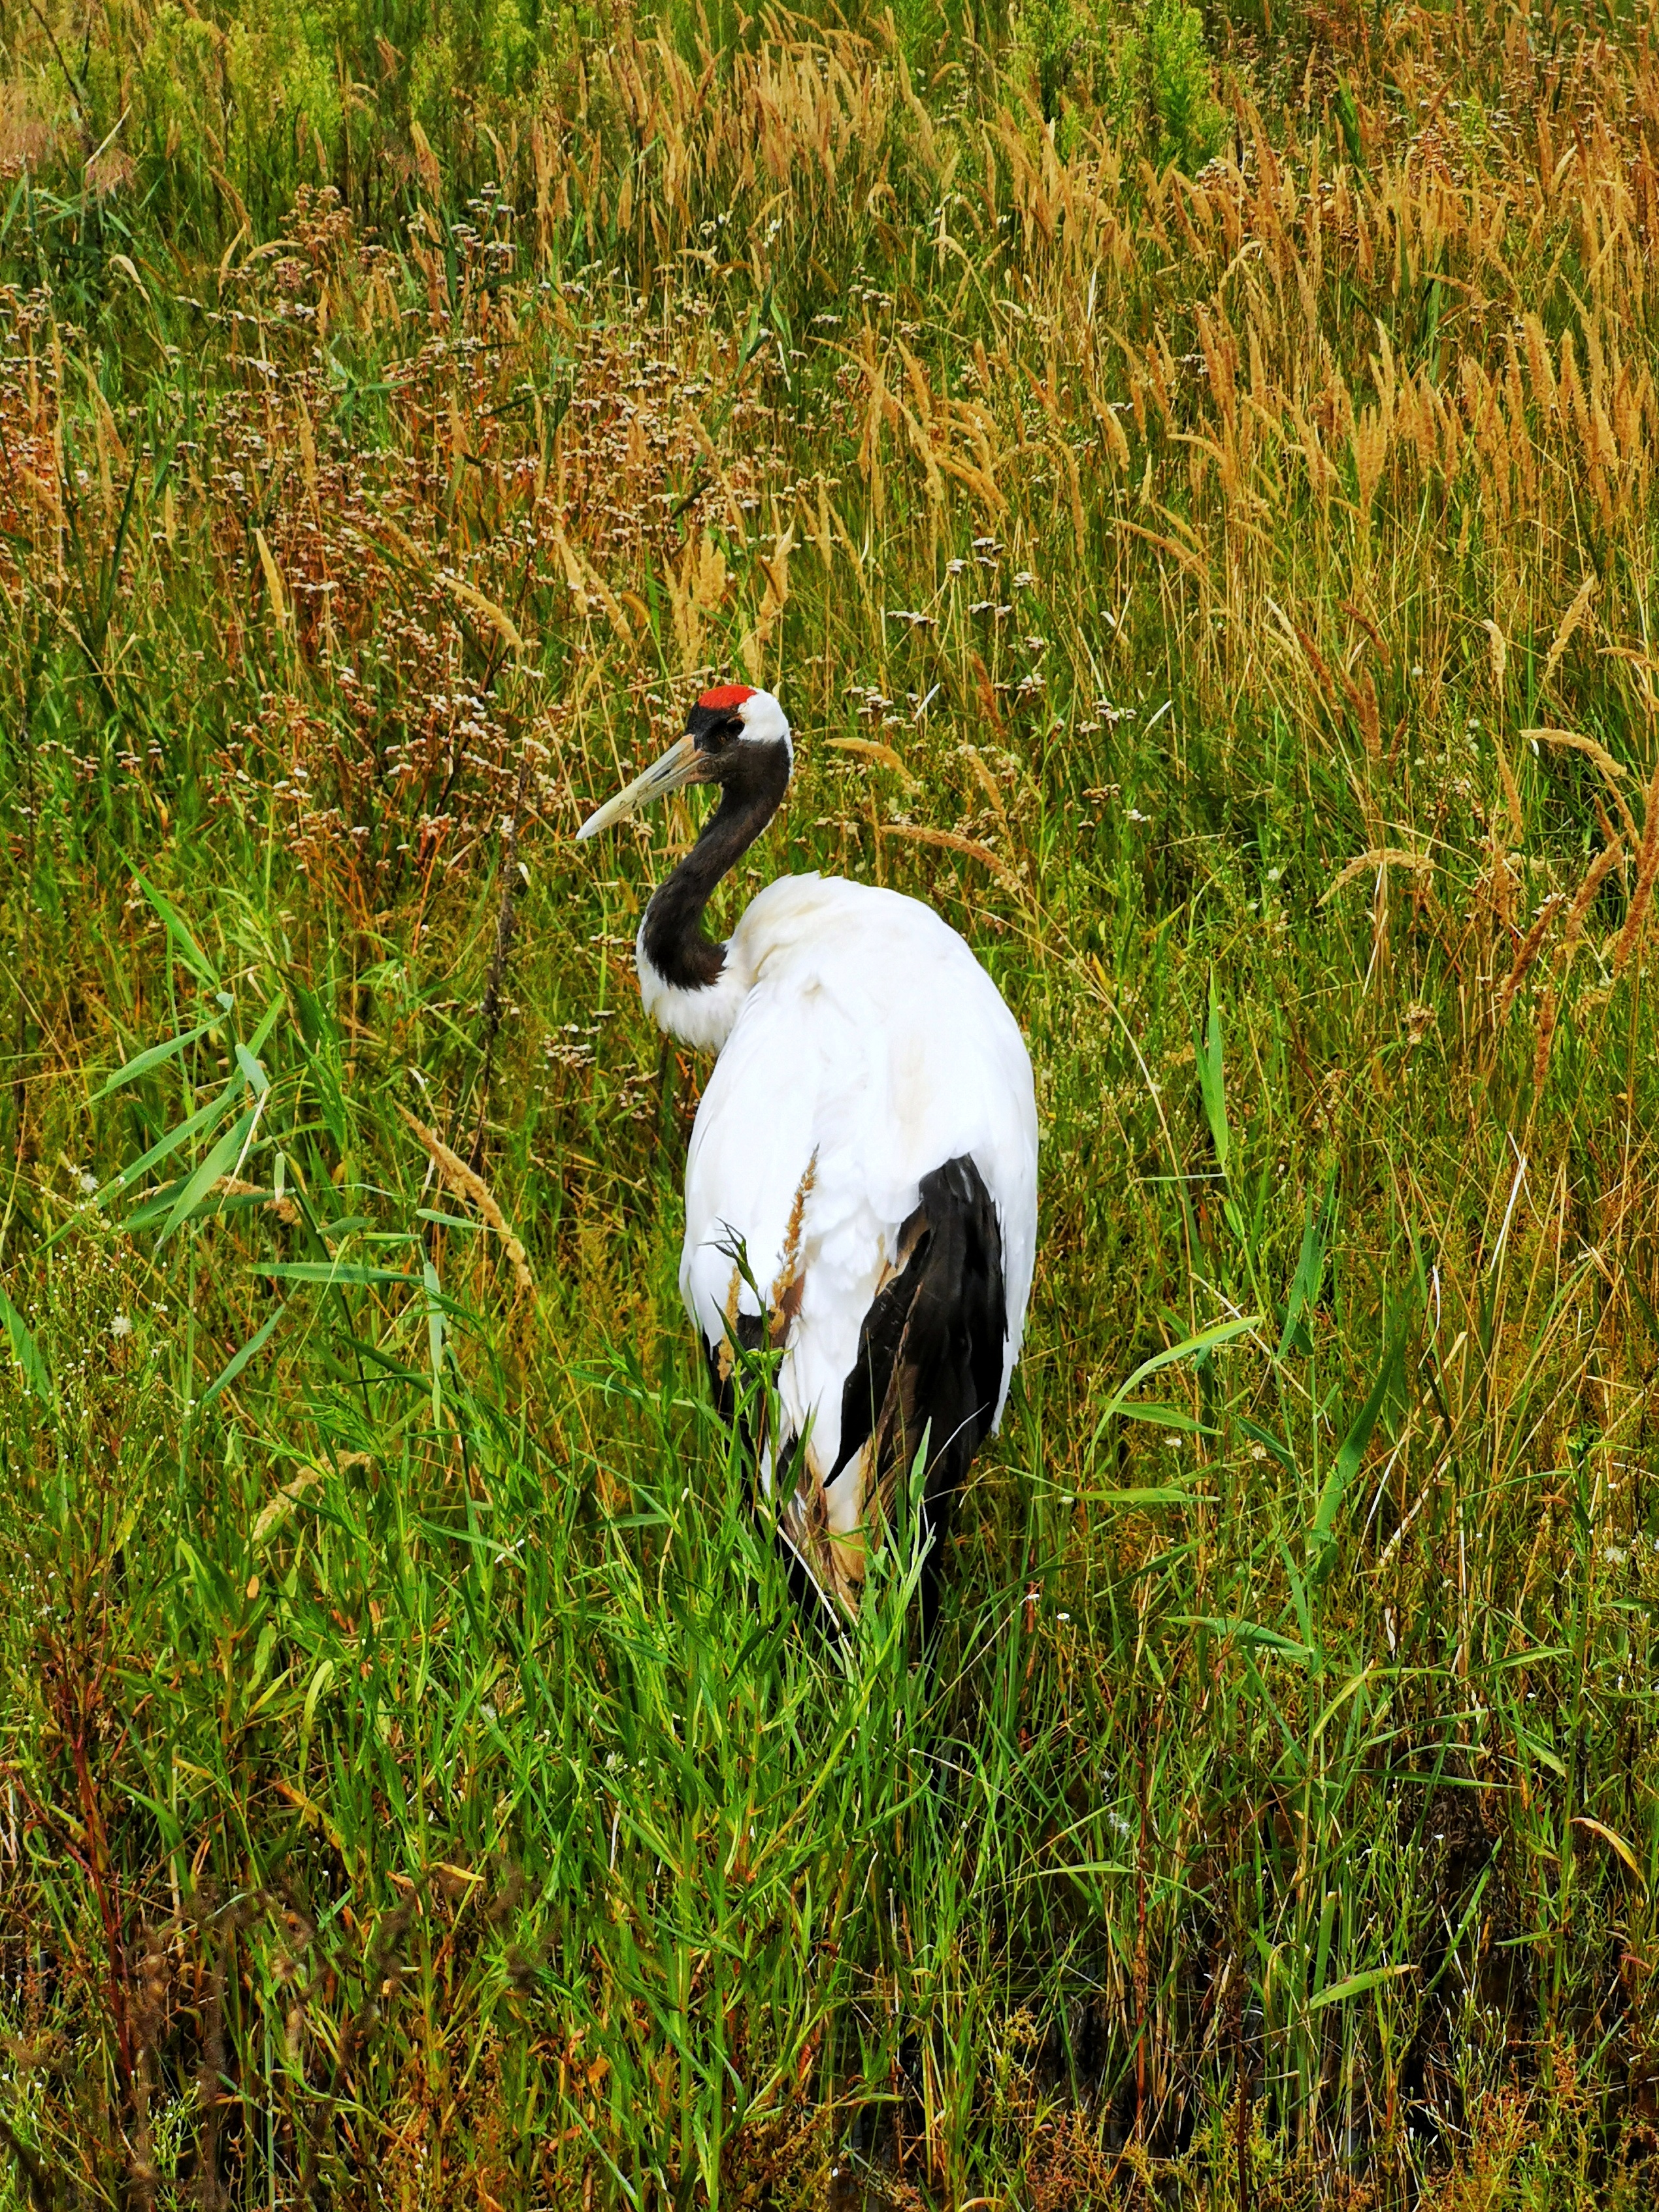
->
{"left": 88, "top": 1016, "right": 218, "bottom": 1101}
{"left": 423, "top": 1260, "right": 444, "bottom": 1427}
{"left": 114, "top": 1781, "right": 187, "bottom": 1857}
{"left": 99, "top": 1075, "right": 248, "bottom": 1204}
{"left": 1078, "top": 1484, "right": 1205, "bottom": 1506}
{"left": 256, "top": 1263, "right": 418, "bottom": 1285}
{"left": 1308, "top": 1330, "right": 1405, "bottom": 1576}
{"left": 301, "top": 1657, "right": 336, "bottom": 1749}
{"left": 1085, "top": 1313, "right": 1259, "bottom": 1457}
{"left": 1195, "top": 968, "right": 1230, "bottom": 1183}
{"left": 122, "top": 1176, "right": 191, "bottom": 1230}
{"left": 1240, "top": 1416, "right": 1296, "bottom": 1470}
{"left": 245, "top": 993, "right": 286, "bottom": 1058}
{"left": 123, "top": 858, "right": 220, "bottom": 986}
{"left": 1278, "top": 1169, "right": 1336, "bottom": 1359}
{"left": 1175, "top": 1616, "right": 1315, "bottom": 1665}
{"left": 1418, "top": 1857, "right": 1503, "bottom": 2002}
{"left": 195, "top": 1303, "right": 286, "bottom": 1414}
{"left": 1515, "top": 1722, "right": 1568, "bottom": 1778}
{"left": 1115, "top": 1401, "right": 1217, "bottom": 1434}
{"left": 1271, "top": 1531, "right": 1314, "bottom": 1659}
{"left": 233, "top": 1043, "right": 270, "bottom": 1096}
{"left": 1489, "top": 1646, "right": 1572, "bottom": 1669}
{"left": 1309, "top": 1962, "right": 1415, "bottom": 2012}
{"left": 1311, "top": 1666, "right": 1375, "bottom": 1744}
{"left": 0, "top": 1279, "right": 50, "bottom": 1403}
{"left": 0, "top": 174, "right": 25, "bottom": 249}
{"left": 156, "top": 1106, "right": 258, "bottom": 1245}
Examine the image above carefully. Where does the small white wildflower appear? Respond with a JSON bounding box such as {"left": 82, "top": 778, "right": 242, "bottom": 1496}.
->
{"left": 79, "top": 1171, "right": 97, "bottom": 1195}
{"left": 110, "top": 1314, "right": 133, "bottom": 1339}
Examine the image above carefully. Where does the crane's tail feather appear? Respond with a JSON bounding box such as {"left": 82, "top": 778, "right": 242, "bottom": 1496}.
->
{"left": 830, "top": 1154, "right": 1006, "bottom": 1640}
{"left": 703, "top": 1154, "right": 1006, "bottom": 1644}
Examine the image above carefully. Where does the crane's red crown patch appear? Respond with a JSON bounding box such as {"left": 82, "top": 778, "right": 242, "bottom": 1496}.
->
{"left": 698, "top": 684, "right": 757, "bottom": 711}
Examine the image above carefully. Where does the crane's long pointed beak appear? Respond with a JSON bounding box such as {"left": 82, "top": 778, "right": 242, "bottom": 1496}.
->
{"left": 575, "top": 734, "right": 708, "bottom": 841}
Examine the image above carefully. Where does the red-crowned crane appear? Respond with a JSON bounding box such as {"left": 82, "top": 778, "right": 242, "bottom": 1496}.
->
{"left": 577, "top": 684, "right": 1038, "bottom": 1638}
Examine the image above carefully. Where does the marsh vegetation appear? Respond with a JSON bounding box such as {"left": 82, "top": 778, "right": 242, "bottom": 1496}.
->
{"left": 1, "top": 1, "right": 1658, "bottom": 2202}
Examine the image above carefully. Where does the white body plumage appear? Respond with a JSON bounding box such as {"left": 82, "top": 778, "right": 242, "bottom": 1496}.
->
{"left": 666, "top": 873, "right": 1037, "bottom": 1473}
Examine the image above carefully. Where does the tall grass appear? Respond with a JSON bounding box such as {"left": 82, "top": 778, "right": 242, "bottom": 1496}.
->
{"left": 2, "top": 1, "right": 1658, "bottom": 2204}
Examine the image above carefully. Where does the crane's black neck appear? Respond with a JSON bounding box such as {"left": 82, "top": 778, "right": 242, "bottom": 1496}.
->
{"left": 641, "top": 744, "right": 791, "bottom": 992}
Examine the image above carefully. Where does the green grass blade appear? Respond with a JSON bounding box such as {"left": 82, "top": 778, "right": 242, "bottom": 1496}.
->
{"left": 1087, "top": 1313, "right": 1259, "bottom": 1455}
{"left": 100, "top": 1077, "right": 247, "bottom": 1203}
{"left": 0, "top": 1280, "right": 51, "bottom": 1403}
{"left": 195, "top": 1303, "right": 286, "bottom": 1413}
{"left": 123, "top": 858, "right": 220, "bottom": 986}
{"left": 88, "top": 1017, "right": 218, "bottom": 1101}
{"left": 155, "top": 1106, "right": 258, "bottom": 1244}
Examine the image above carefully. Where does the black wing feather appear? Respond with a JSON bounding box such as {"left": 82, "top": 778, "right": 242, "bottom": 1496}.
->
{"left": 703, "top": 1154, "right": 1007, "bottom": 1642}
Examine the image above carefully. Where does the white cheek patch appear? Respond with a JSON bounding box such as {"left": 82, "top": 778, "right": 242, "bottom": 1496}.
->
{"left": 736, "top": 691, "right": 793, "bottom": 763}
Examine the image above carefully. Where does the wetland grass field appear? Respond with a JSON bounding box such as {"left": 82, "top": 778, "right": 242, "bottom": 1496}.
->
{"left": 2, "top": 1, "right": 1659, "bottom": 2202}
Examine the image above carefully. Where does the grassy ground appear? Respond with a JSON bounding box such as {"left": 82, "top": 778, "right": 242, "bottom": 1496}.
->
{"left": 3, "top": 1, "right": 1659, "bottom": 2204}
